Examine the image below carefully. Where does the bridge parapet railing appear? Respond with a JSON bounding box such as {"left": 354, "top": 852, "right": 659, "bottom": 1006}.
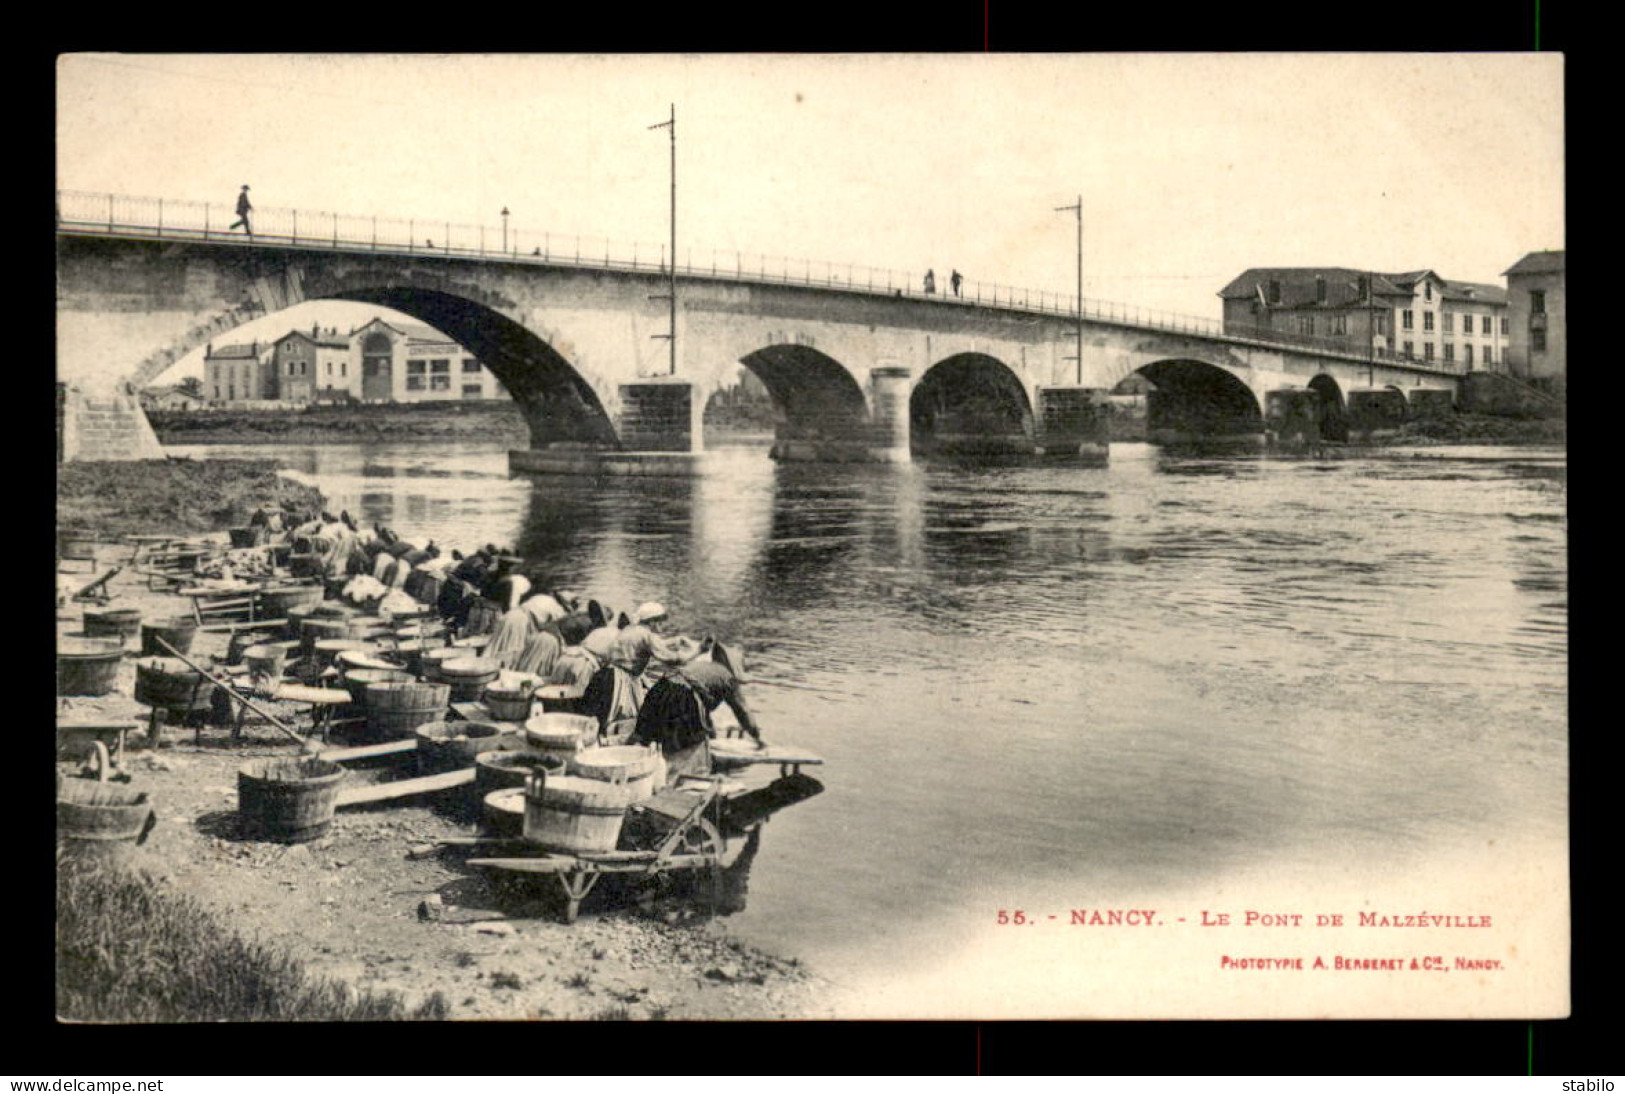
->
{"left": 57, "top": 189, "right": 1465, "bottom": 375}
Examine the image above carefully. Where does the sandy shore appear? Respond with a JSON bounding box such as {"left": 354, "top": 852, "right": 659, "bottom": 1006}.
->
{"left": 56, "top": 542, "right": 834, "bottom": 1022}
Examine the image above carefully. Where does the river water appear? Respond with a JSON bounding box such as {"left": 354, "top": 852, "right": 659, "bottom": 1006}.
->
{"left": 167, "top": 438, "right": 1568, "bottom": 1018}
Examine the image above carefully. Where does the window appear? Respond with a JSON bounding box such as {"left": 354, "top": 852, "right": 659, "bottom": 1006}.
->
{"left": 1374, "top": 313, "right": 1388, "bottom": 335}
{"left": 1483, "top": 345, "right": 1493, "bottom": 364}
{"left": 406, "top": 375, "right": 426, "bottom": 391}
{"left": 430, "top": 374, "right": 451, "bottom": 391}
{"left": 1403, "top": 341, "right": 1414, "bottom": 358}
{"left": 1315, "top": 276, "right": 1326, "bottom": 303}
{"left": 1298, "top": 315, "right": 1315, "bottom": 335}
{"left": 406, "top": 360, "right": 427, "bottom": 375}
{"left": 214, "top": 385, "right": 221, "bottom": 400}
{"left": 462, "top": 358, "right": 481, "bottom": 373}
{"left": 1443, "top": 343, "right": 1454, "bottom": 362}
{"left": 1267, "top": 280, "right": 1282, "bottom": 304}
{"left": 430, "top": 359, "right": 451, "bottom": 374}
{"left": 1328, "top": 315, "right": 1347, "bottom": 335}
{"left": 1402, "top": 309, "right": 1414, "bottom": 330}
{"left": 462, "top": 384, "right": 483, "bottom": 398}
{"left": 1464, "top": 344, "right": 1474, "bottom": 367}
{"left": 1424, "top": 343, "right": 1435, "bottom": 361}
{"left": 1481, "top": 316, "right": 1492, "bottom": 335}
{"left": 327, "top": 362, "right": 333, "bottom": 376}
{"left": 1531, "top": 328, "right": 1547, "bottom": 352}
{"left": 1442, "top": 313, "right": 1454, "bottom": 334}
{"left": 1423, "top": 312, "right": 1435, "bottom": 332}
{"left": 228, "top": 384, "right": 236, "bottom": 401}
{"left": 1530, "top": 290, "right": 1546, "bottom": 314}
{"left": 1501, "top": 317, "right": 1509, "bottom": 335}
{"left": 341, "top": 362, "right": 347, "bottom": 377}
{"left": 1424, "top": 282, "right": 1433, "bottom": 302}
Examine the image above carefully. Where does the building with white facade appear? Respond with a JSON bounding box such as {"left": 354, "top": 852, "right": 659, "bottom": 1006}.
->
{"left": 348, "top": 318, "right": 507, "bottom": 404}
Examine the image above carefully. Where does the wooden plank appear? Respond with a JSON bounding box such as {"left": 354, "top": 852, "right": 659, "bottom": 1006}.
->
{"left": 467, "top": 855, "right": 581, "bottom": 874}
{"left": 334, "top": 767, "right": 474, "bottom": 807}
{"left": 200, "top": 618, "right": 288, "bottom": 634}
{"left": 709, "top": 739, "right": 825, "bottom": 767}
{"left": 269, "top": 684, "right": 352, "bottom": 704}
{"left": 317, "top": 738, "right": 418, "bottom": 764}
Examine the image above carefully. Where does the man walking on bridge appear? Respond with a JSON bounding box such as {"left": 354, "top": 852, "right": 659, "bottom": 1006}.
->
{"left": 230, "top": 185, "right": 253, "bottom": 235}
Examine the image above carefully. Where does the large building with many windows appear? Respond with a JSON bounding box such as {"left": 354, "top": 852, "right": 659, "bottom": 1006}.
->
{"left": 1502, "top": 251, "right": 1565, "bottom": 391}
{"left": 199, "top": 318, "right": 507, "bottom": 406}
{"left": 1219, "top": 267, "right": 1508, "bottom": 371}
{"left": 348, "top": 318, "right": 508, "bottom": 404}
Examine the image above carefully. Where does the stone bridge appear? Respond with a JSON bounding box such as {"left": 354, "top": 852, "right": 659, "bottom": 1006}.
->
{"left": 56, "top": 210, "right": 1463, "bottom": 464}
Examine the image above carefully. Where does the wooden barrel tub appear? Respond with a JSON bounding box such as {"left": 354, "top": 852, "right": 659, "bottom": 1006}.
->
{"left": 237, "top": 756, "right": 347, "bottom": 843}
{"left": 57, "top": 637, "right": 126, "bottom": 697}
{"left": 363, "top": 681, "right": 450, "bottom": 741}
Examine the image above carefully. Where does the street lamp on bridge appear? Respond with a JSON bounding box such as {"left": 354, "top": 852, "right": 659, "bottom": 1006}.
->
{"left": 1054, "top": 195, "right": 1084, "bottom": 385}
{"left": 501, "top": 207, "right": 510, "bottom": 254}
{"left": 648, "top": 103, "right": 678, "bottom": 376}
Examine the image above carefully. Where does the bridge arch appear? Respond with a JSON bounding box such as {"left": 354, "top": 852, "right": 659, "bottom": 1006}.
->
{"left": 323, "top": 286, "right": 619, "bottom": 447}
{"left": 735, "top": 343, "right": 871, "bottom": 447}
{"left": 1134, "top": 358, "right": 1265, "bottom": 443}
{"left": 1307, "top": 374, "right": 1348, "bottom": 442}
{"left": 910, "top": 353, "right": 1033, "bottom": 456}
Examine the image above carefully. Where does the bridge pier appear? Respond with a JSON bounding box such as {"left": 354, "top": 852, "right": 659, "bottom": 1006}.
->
{"left": 866, "top": 365, "right": 912, "bottom": 463}
{"left": 1265, "top": 389, "right": 1322, "bottom": 448}
{"left": 1034, "top": 386, "right": 1110, "bottom": 463}
{"left": 1347, "top": 388, "right": 1409, "bottom": 441}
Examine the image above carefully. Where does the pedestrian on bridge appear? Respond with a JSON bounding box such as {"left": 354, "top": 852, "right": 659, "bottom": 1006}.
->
{"left": 229, "top": 185, "right": 253, "bottom": 235}
{"left": 923, "top": 269, "right": 936, "bottom": 294}
{"left": 951, "top": 269, "right": 963, "bottom": 297}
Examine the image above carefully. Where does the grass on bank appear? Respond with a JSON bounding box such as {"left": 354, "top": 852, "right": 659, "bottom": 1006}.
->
{"left": 56, "top": 853, "right": 448, "bottom": 1022}
{"left": 56, "top": 457, "right": 326, "bottom": 538}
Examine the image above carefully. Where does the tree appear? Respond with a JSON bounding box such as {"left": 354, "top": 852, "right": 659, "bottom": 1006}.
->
{"left": 175, "top": 376, "right": 204, "bottom": 399}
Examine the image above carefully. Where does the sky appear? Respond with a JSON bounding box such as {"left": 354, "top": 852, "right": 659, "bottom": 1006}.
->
{"left": 57, "top": 53, "right": 1564, "bottom": 380}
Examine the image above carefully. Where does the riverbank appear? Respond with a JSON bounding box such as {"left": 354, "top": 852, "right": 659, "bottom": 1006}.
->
{"left": 57, "top": 458, "right": 327, "bottom": 538}
{"left": 149, "top": 401, "right": 532, "bottom": 446}
{"left": 55, "top": 532, "right": 829, "bottom": 1021}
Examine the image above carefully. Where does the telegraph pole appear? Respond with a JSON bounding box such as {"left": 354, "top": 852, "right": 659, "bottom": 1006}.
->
{"left": 648, "top": 104, "right": 677, "bottom": 376}
{"left": 1367, "top": 270, "right": 1376, "bottom": 387}
{"left": 1055, "top": 196, "right": 1083, "bottom": 384}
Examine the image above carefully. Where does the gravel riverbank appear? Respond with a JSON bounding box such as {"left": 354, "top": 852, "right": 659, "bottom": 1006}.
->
{"left": 55, "top": 544, "right": 832, "bottom": 1022}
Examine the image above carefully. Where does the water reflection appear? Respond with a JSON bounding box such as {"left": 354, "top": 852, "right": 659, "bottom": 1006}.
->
{"left": 169, "top": 439, "right": 1567, "bottom": 991}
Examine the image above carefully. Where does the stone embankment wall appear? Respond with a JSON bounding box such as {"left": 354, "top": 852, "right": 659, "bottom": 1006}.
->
{"left": 57, "top": 383, "right": 167, "bottom": 463}
{"left": 1460, "top": 371, "right": 1565, "bottom": 419}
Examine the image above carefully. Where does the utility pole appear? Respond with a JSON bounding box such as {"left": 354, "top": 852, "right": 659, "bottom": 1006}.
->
{"left": 648, "top": 104, "right": 677, "bottom": 376}
{"left": 1055, "top": 196, "right": 1083, "bottom": 384}
{"left": 1367, "top": 271, "right": 1376, "bottom": 387}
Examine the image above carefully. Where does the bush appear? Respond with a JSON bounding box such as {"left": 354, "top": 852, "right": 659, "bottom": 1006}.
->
{"left": 56, "top": 855, "right": 449, "bottom": 1022}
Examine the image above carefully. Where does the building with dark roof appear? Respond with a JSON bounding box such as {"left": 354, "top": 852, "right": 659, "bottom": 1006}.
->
{"left": 203, "top": 340, "right": 275, "bottom": 404}
{"left": 274, "top": 325, "right": 351, "bottom": 404}
{"left": 1502, "top": 251, "right": 1565, "bottom": 390}
{"left": 1219, "top": 267, "right": 1509, "bottom": 371}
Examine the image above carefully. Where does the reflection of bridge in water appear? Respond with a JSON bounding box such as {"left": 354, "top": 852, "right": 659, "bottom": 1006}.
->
{"left": 58, "top": 190, "right": 1464, "bottom": 464}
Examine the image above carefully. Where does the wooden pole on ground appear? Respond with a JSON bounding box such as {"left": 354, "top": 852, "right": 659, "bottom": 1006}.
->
{"left": 150, "top": 635, "right": 317, "bottom": 753}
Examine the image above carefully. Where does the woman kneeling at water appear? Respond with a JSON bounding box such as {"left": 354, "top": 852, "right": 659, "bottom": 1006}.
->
{"left": 627, "top": 649, "right": 764, "bottom": 785}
